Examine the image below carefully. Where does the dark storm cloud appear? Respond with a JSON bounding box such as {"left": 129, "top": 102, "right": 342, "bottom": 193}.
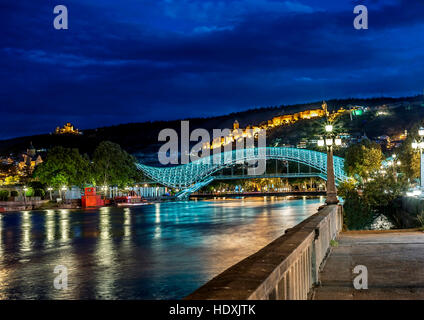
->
{"left": 0, "top": 0, "right": 423, "bottom": 138}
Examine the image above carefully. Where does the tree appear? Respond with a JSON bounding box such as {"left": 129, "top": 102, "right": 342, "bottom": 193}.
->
{"left": 34, "top": 146, "right": 91, "bottom": 188}
{"left": 0, "top": 190, "right": 9, "bottom": 201}
{"left": 398, "top": 133, "right": 420, "bottom": 182}
{"left": 339, "top": 172, "right": 409, "bottom": 230}
{"left": 92, "top": 141, "right": 141, "bottom": 187}
{"left": 362, "top": 174, "right": 407, "bottom": 209}
{"left": 4, "top": 176, "right": 19, "bottom": 185}
{"left": 342, "top": 188, "right": 373, "bottom": 230}
{"left": 344, "top": 140, "right": 383, "bottom": 181}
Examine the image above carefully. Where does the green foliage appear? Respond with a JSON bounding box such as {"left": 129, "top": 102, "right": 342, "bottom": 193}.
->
{"left": 362, "top": 174, "right": 407, "bottom": 209}
{"left": 344, "top": 140, "right": 383, "bottom": 181}
{"left": 416, "top": 212, "right": 424, "bottom": 229}
{"left": 34, "top": 188, "right": 45, "bottom": 197}
{"left": 0, "top": 190, "right": 9, "bottom": 201}
{"left": 340, "top": 172, "right": 409, "bottom": 230}
{"left": 24, "top": 187, "right": 34, "bottom": 197}
{"left": 34, "top": 146, "right": 91, "bottom": 188}
{"left": 92, "top": 141, "right": 141, "bottom": 187}
{"left": 337, "top": 179, "right": 357, "bottom": 199}
{"left": 398, "top": 126, "right": 420, "bottom": 181}
{"left": 32, "top": 142, "right": 141, "bottom": 189}
{"left": 330, "top": 240, "right": 339, "bottom": 247}
{"left": 28, "top": 181, "right": 46, "bottom": 190}
{"left": 342, "top": 188, "right": 374, "bottom": 230}
{"left": 4, "top": 176, "right": 20, "bottom": 185}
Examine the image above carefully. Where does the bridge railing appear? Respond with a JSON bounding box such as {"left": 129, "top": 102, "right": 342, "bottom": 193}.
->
{"left": 137, "top": 147, "right": 347, "bottom": 189}
{"left": 185, "top": 204, "right": 343, "bottom": 300}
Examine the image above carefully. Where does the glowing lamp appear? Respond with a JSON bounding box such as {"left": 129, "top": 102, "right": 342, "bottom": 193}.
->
{"left": 413, "top": 190, "right": 422, "bottom": 196}
{"left": 325, "top": 124, "right": 333, "bottom": 133}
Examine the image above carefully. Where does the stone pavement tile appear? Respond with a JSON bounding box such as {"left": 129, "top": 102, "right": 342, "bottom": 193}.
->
{"left": 313, "top": 231, "right": 424, "bottom": 300}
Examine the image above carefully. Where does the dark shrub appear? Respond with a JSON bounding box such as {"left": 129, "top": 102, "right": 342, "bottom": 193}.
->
{"left": 343, "top": 191, "right": 375, "bottom": 230}
{"left": 0, "top": 190, "right": 9, "bottom": 201}
{"left": 34, "top": 189, "right": 45, "bottom": 197}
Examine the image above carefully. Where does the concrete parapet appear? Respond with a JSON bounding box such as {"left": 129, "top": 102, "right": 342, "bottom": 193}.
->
{"left": 185, "top": 205, "right": 343, "bottom": 300}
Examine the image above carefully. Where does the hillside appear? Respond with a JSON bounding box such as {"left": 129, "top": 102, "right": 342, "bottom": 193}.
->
{"left": 1, "top": 95, "right": 423, "bottom": 165}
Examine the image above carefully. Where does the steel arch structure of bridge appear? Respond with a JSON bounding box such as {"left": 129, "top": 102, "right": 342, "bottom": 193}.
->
{"left": 137, "top": 147, "right": 347, "bottom": 198}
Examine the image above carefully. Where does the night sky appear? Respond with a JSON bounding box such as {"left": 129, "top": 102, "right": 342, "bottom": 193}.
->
{"left": 1, "top": 0, "right": 423, "bottom": 139}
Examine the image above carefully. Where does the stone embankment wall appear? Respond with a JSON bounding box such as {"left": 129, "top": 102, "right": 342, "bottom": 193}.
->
{"left": 186, "top": 205, "right": 343, "bottom": 300}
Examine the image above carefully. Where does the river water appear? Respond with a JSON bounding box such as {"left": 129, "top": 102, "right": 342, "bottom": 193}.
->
{"left": 0, "top": 196, "right": 323, "bottom": 299}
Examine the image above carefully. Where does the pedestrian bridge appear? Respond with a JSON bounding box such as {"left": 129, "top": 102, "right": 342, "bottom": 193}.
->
{"left": 136, "top": 147, "right": 347, "bottom": 198}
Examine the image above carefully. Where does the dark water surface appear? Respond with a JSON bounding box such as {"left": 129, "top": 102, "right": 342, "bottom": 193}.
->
{"left": 0, "top": 197, "right": 323, "bottom": 299}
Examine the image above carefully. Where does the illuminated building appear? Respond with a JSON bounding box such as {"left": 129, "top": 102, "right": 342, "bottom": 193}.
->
{"left": 54, "top": 123, "right": 82, "bottom": 135}
{"left": 18, "top": 142, "right": 43, "bottom": 174}
{"left": 202, "top": 103, "right": 351, "bottom": 151}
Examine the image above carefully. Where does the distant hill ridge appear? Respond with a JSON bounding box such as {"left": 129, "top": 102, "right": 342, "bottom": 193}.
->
{"left": 0, "top": 95, "right": 422, "bottom": 158}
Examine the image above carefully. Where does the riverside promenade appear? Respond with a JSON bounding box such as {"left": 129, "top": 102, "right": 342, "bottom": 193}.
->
{"left": 313, "top": 230, "right": 424, "bottom": 300}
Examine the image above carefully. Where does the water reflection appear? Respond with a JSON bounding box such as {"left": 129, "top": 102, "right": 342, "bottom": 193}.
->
{"left": 45, "top": 210, "right": 55, "bottom": 244}
{"left": 60, "top": 210, "right": 70, "bottom": 242}
{"left": 0, "top": 197, "right": 323, "bottom": 299}
{"left": 123, "top": 208, "right": 131, "bottom": 238}
{"left": 20, "top": 211, "right": 31, "bottom": 254}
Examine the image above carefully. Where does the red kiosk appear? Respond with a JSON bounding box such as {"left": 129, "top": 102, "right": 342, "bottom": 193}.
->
{"left": 81, "top": 187, "right": 104, "bottom": 208}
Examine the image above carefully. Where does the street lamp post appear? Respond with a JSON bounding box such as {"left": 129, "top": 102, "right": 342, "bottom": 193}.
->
{"left": 23, "top": 186, "right": 28, "bottom": 207}
{"left": 47, "top": 187, "right": 53, "bottom": 201}
{"left": 412, "top": 127, "right": 424, "bottom": 187}
{"left": 61, "top": 186, "right": 67, "bottom": 202}
{"left": 318, "top": 124, "right": 342, "bottom": 205}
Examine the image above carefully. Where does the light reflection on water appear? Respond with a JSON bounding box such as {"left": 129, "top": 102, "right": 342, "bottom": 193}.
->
{"left": 0, "top": 197, "right": 323, "bottom": 299}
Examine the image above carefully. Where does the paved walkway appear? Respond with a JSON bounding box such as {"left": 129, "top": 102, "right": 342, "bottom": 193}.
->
{"left": 313, "top": 231, "right": 424, "bottom": 300}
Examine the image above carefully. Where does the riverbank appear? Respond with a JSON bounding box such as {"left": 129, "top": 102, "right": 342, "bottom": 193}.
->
{"left": 0, "top": 196, "right": 177, "bottom": 213}
{"left": 0, "top": 199, "right": 50, "bottom": 212}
